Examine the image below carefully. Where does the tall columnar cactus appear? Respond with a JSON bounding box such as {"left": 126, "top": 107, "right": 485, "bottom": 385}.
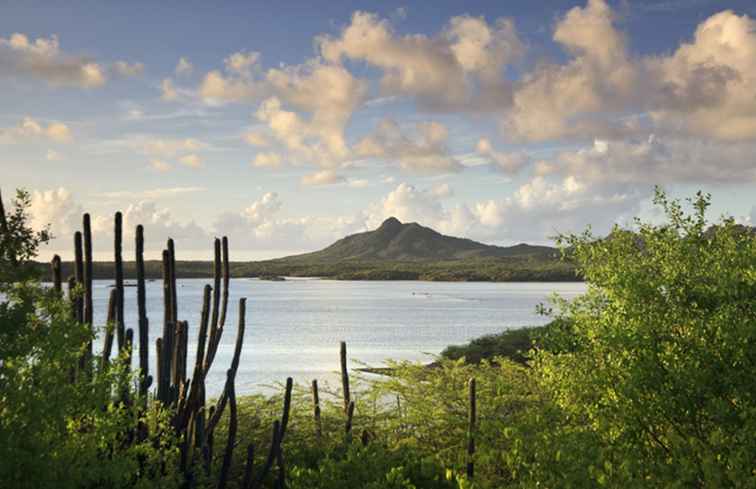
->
{"left": 101, "top": 288, "right": 117, "bottom": 371}
{"left": 167, "top": 238, "right": 178, "bottom": 325}
{"left": 219, "top": 236, "right": 230, "bottom": 327}
{"left": 73, "top": 231, "right": 84, "bottom": 324}
{"left": 217, "top": 370, "right": 237, "bottom": 489}
{"left": 51, "top": 255, "right": 62, "bottom": 295}
{"left": 241, "top": 444, "right": 255, "bottom": 489}
{"left": 340, "top": 341, "right": 351, "bottom": 414}
{"left": 135, "top": 224, "right": 149, "bottom": 398}
{"left": 82, "top": 214, "right": 94, "bottom": 374}
{"left": 114, "top": 212, "right": 125, "bottom": 353}
{"left": 57, "top": 211, "right": 309, "bottom": 487}
{"left": 467, "top": 377, "right": 477, "bottom": 480}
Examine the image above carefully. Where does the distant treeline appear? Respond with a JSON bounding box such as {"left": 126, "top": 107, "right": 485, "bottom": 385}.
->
{"left": 28, "top": 256, "right": 580, "bottom": 282}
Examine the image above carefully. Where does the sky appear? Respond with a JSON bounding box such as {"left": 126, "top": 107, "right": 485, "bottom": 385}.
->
{"left": 2, "top": 0, "right": 756, "bottom": 260}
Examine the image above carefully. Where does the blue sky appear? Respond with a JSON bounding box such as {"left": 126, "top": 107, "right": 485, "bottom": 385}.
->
{"left": 2, "top": 0, "right": 755, "bottom": 259}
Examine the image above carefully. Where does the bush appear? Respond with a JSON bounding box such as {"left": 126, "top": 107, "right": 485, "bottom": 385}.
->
{"left": 0, "top": 189, "right": 180, "bottom": 489}
{"left": 532, "top": 189, "right": 756, "bottom": 487}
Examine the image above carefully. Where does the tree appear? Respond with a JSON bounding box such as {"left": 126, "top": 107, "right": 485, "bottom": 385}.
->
{"left": 0, "top": 189, "right": 179, "bottom": 489}
{"left": 533, "top": 188, "right": 756, "bottom": 487}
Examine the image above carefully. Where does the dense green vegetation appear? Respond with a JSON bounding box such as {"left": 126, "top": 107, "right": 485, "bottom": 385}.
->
{"left": 440, "top": 319, "right": 573, "bottom": 365}
{"left": 3, "top": 187, "right": 755, "bottom": 488}
{"left": 29, "top": 256, "right": 578, "bottom": 282}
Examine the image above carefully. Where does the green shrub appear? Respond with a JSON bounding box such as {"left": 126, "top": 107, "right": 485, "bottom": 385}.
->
{"left": 532, "top": 189, "right": 756, "bottom": 487}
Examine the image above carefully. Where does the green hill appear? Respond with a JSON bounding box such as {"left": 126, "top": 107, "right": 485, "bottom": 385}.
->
{"left": 278, "top": 217, "right": 559, "bottom": 262}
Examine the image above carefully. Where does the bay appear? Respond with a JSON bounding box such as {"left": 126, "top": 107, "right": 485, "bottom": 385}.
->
{"left": 90, "top": 279, "right": 586, "bottom": 396}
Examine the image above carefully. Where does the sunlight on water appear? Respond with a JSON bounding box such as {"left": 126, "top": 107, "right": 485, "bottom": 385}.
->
{"left": 88, "top": 279, "right": 586, "bottom": 396}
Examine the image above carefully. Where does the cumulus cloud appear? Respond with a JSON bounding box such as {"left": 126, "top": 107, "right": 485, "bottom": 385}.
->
{"left": 476, "top": 138, "right": 528, "bottom": 174}
{"left": 161, "top": 78, "right": 178, "bottom": 101}
{"left": 550, "top": 136, "right": 756, "bottom": 184}
{"left": 504, "top": 1, "right": 756, "bottom": 143}
{"left": 0, "top": 117, "right": 72, "bottom": 143}
{"left": 301, "top": 170, "right": 345, "bottom": 186}
{"left": 113, "top": 60, "right": 144, "bottom": 77}
{"left": 263, "top": 60, "right": 368, "bottom": 164}
{"left": 319, "top": 11, "right": 522, "bottom": 110}
{"left": 244, "top": 131, "right": 269, "bottom": 146}
{"left": 175, "top": 57, "right": 193, "bottom": 76}
{"left": 252, "top": 152, "right": 282, "bottom": 168}
{"left": 355, "top": 118, "right": 462, "bottom": 174}
{"left": 28, "top": 187, "right": 215, "bottom": 258}
{"left": 0, "top": 33, "right": 106, "bottom": 87}
{"left": 198, "top": 51, "right": 266, "bottom": 104}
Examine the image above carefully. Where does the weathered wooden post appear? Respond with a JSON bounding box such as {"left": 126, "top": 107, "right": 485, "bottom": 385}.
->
{"left": 467, "top": 377, "right": 476, "bottom": 480}
{"left": 340, "top": 341, "right": 351, "bottom": 413}
{"left": 312, "top": 379, "right": 322, "bottom": 442}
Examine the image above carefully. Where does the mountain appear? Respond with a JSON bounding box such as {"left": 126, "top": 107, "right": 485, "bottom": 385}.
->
{"left": 277, "top": 217, "right": 559, "bottom": 262}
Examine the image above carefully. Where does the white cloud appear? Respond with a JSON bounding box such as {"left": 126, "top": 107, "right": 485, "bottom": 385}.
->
{"left": 244, "top": 131, "right": 269, "bottom": 146}
{"left": 355, "top": 118, "right": 462, "bottom": 174}
{"left": 0, "top": 117, "right": 72, "bottom": 144}
{"left": 504, "top": 1, "right": 756, "bottom": 143}
{"left": 551, "top": 136, "right": 756, "bottom": 184}
{"left": 476, "top": 137, "right": 528, "bottom": 174}
{"left": 161, "top": 78, "right": 178, "bottom": 101}
{"left": 113, "top": 60, "right": 144, "bottom": 77}
{"left": 319, "top": 11, "right": 522, "bottom": 110}
{"left": 0, "top": 33, "right": 106, "bottom": 87}
{"left": 139, "top": 137, "right": 205, "bottom": 158}
{"left": 150, "top": 159, "right": 172, "bottom": 172}
{"left": 175, "top": 57, "right": 193, "bottom": 76}
{"left": 348, "top": 178, "right": 369, "bottom": 188}
{"left": 252, "top": 151, "right": 283, "bottom": 168}
{"left": 301, "top": 170, "right": 346, "bottom": 186}
{"left": 179, "top": 154, "right": 202, "bottom": 168}
{"left": 97, "top": 187, "right": 206, "bottom": 200}
{"left": 225, "top": 50, "right": 260, "bottom": 77}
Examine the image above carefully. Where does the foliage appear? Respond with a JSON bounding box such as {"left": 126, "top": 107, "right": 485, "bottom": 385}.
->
{"left": 0, "top": 190, "right": 180, "bottom": 489}
{"left": 28, "top": 255, "right": 579, "bottom": 283}
{"left": 532, "top": 188, "right": 756, "bottom": 487}
{"left": 0, "top": 189, "right": 51, "bottom": 284}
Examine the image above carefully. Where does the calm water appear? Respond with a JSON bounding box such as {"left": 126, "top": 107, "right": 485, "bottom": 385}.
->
{"left": 89, "top": 279, "right": 586, "bottom": 396}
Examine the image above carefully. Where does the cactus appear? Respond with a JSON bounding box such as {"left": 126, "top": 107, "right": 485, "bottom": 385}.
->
{"left": 51, "top": 255, "right": 62, "bottom": 295}
{"left": 101, "top": 289, "right": 117, "bottom": 371}
{"left": 204, "top": 239, "right": 223, "bottom": 372}
{"left": 135, "top": 224, "right": 149, "bottom": 399}
{"left": 156, "top": 337, "right": 165, "bottom": 403}
{"left": 217, "top": 370, "right": 237, "bottom": 489}
{"left": 82, "top": 214, "right": 93, "bottom": 332}
{"left": 467, "top": 377, "right": 476, "bottom": 480}
{"left": 73, "top": 231, "right": 83, "bottom": 324}
{"left": 114, "top": 212, "right": 125, "bottom": 353}
{"left": 280, "top": 377, "right": 293, "bottom": 441}
{"left": 167, "top": 238, "right": 178, "bottom": 325}
{"left": 219, "top": 236, "right": 230, "bottom": 327}
{"left": 340, "top": 341, "right": 351, "bottom": 414}
{"left": 257, "top": 420, "right": 281, "bottom": 486}
{"left": 241, "top": 444, "right": 255, "bottom": 489}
